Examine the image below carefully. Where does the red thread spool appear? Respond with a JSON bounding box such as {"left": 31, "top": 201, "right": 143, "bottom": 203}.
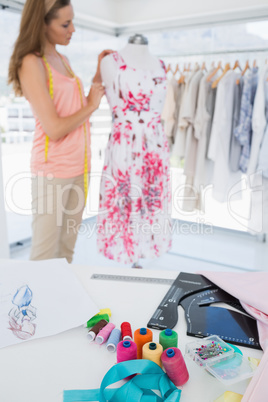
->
{"left": 121, "top": 322, "right": 132, "bottom": 340}
{"left": 161, "top": 347, "right": 189, "bottom": 386}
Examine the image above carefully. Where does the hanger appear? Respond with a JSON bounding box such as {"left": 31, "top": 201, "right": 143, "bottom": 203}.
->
{"left": 212, "top": 62, "right": 231, "bottom": 89}
{"left": 166, "top": 63, "right": 172, "bottom": 74}
{"left": 187, "top": 63, "right": 191, "bottom": 72}
{"left": 211, "top": 61, "right": 215, "bottom": 69}
{"left": 206, "top": 61, "right": 222, "bottom": 82}
{"left": 242, "top": 60, "right": 250, "bottom": 76}
{"left": 178, "top": 71, "right": 186, "bottom": 84}
{"left": 201, "top": 62, "right": 207, "bottom": 72}
{"left": 173, "top": 64, "right": 180, "bottom": 77}
{"left": 253, "top": 59, "right": 258, "bottom": 68}
{"left": 236, "top": 60, "right": 250, "bottom": 85}
{"left": 233, "top": 60, "right": 242, "bottom": 71}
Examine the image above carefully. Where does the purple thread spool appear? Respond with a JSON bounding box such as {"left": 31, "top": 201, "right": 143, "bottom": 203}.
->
{"left": 161, "top": 347, "right": 189, "bottom": 386}
{"left": 95, "top": 322, "right": 115, "bottom": 345}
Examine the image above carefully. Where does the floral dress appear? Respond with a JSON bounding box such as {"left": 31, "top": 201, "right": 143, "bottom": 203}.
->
{"left": 97, "top": 52, "right": 172, "bottom": 264}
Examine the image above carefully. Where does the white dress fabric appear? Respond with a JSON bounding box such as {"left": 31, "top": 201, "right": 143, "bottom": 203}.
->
{"left": 97, "top": 52, "right": 172, "bottom": 264}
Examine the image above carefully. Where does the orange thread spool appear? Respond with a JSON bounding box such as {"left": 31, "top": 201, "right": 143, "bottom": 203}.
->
{"left": 134, "top": 327, "right": 153, "bottom": 359}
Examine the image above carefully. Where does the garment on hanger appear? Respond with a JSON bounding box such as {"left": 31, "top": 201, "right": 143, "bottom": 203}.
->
{"left": 169, "top": 82, "right": 188, "bottom": 167}
{"left": 193, "top": 72, "right": 215, "bottom": 193}
{"left": 181, "top": 69, "right": 204, "bottom": 211}
{"left": 229, "top": 76, "right": 244, "bottom": 172}
{"left": 208, "top": 70, "right": 242, "bottom": 202}
{"left": 234, "top": 67, "right": 258, "bottom": 173}
{"left": 170, "top": 69, "right": 196, "bottom": 167}
{"left": 204, "top": 82, "right": 217, "bottom": 168}
{"left": 161, "top": 77, "right": 177, "bottom": 147}
{"left": 256, "top": 81, "right": 268, "bottom": 176}
{"left": 247, "top": 65, "right": 268, "bottom": 175}
{"left": 97, "top": 52, "right": 171, "bottom": 264}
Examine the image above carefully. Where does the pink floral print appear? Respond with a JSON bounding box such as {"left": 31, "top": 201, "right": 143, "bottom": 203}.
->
{"left": 97, "top": 52, "right": 172, "bottom": 263}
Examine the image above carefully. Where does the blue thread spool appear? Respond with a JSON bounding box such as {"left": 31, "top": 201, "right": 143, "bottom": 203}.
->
{"left": 106, "top": 328, "right": 121, "bottom": 353}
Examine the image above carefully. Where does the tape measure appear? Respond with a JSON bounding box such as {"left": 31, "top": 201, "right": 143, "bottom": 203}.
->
{"left": 91, "top": 273, "right": 174, "bottom": 285}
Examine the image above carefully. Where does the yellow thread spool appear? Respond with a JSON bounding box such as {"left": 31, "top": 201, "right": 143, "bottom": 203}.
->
{"left": 142, "top": 342, "right": 163, "bottom": 367}
{"left": 99, "top": 308, "right": 112, "bottom": 317}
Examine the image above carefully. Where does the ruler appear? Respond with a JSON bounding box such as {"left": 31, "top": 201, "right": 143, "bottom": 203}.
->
{"left": 91, "top": 273, "right": 174, "bottom": 285}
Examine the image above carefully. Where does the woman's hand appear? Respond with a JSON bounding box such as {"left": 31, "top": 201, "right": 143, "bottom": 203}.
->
{"left": 87, "top": 82, "right": 105, "bottom": 112}
{"left": 92, "top": 49, "right": 115, "bottom": 84}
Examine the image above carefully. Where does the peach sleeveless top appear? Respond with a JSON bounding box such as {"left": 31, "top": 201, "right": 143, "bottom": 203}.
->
{"left": 31, "top": 56, "right": 91, "bottom": 178}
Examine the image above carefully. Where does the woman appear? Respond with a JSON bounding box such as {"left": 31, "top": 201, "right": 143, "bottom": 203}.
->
{"left": 8, "top": 0, "right": 113, "bottom": 263}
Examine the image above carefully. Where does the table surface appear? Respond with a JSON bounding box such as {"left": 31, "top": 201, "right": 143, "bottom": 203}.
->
{"left": 0, "top": 265, "right": 263, "bottom": 402}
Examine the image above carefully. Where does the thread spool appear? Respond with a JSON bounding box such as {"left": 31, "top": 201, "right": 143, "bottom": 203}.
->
{"left": 87, "top": 319, "right": 108, "bottom": 342}
{"left": 134, "top": 327, "right": 153, "bottom": 359}
{"left": 85, "top": 313, "right": 110, "bottom": 328}
{"left": 159, "top": 329, "right": 178, "bottom": 350}
{"left": 161, "top": 347, "right": 189, "bottom": 386}
{"left": 142, "top": 342, "right": 163, "bottom": 367}
{"left": 117, "top": 340, "right": 137, "bottom": 363}
{"left": 99, "top": 308, "right": 112, "bottom": 317}
{"left": 106, "top": 328, "right": 121, "bottom": 352}
{"left": 96, "top": 322, "right": 115, "bottom": 345}
{"left": 121, "top": 322, "right": 132, "bottom": 340}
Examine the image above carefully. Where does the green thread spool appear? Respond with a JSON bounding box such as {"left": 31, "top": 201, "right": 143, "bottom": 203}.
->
{"left": 86, "top": 313, "right": 110, "bottom": 328}
{"left": 159, "top": 329, "right": 178, "bottom": 350}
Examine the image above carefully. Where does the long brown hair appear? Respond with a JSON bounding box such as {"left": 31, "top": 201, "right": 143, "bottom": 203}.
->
{"left": 8, "top": 0, "right": 70, "bottom": 96}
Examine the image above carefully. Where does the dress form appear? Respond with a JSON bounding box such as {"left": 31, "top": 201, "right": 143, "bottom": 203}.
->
{"left": 98, "top": 35, "right": 169, "bottom": 269}
{"left": 100, "top": 34, "right": 160, "bottom": 89}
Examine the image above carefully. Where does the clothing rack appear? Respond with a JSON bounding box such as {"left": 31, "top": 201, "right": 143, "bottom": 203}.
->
{"left": 162, "top": 47, "right": 268, "bottom": 59}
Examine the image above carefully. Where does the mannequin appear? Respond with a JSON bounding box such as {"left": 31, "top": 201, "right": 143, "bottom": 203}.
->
{"left": 97, "top": 34, "right": 171, "bottom": 268}
{"left": 100, "top": 34, "right": 160, "bottom": 89}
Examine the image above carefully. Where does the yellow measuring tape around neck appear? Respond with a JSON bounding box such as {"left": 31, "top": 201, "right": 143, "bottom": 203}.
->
{"left": 42, "top": 54, "right": 88, "bottom": 205}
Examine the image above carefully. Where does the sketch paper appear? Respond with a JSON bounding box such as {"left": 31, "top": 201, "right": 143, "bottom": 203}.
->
{"left": 0, "top": 259, "right": 99, "bottom": 348}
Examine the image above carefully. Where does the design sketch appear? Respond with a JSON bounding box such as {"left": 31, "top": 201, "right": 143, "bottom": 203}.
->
{"left": 8, "top": 285, "right": 37, "bottom": 340}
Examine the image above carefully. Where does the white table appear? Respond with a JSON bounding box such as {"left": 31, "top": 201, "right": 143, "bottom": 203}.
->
{"left": 0, "top": 265, "right": 263, "bottom": 402}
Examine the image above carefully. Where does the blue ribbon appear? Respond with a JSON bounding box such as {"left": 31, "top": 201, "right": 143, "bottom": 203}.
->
{"left": 63, "top": 360, "right": 181, "bottom": 402}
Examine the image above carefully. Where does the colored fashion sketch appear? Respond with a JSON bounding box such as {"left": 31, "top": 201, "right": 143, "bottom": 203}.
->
{"left": 8, "top": 285, "right": 37, "bottom": 340}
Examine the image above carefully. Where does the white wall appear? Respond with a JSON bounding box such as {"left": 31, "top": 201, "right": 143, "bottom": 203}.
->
{"left": 71, "top": 0, "right": 268, "bottom": 35}
{"left": 72, "top": 0, "right": 268, "bottom": 27}
{"left": 0, "top": 141, "right": 9, "bottom": 258}
{"left": 7, "top": 0, "right": 268, "bottom": 34}
{"left": 114, "top": 0, "right": 268, "bottom": 25}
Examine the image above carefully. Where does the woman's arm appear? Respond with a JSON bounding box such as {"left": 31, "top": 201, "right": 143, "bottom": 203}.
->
{"left": 19, "top": 53, "right": 105, "bottom": 141}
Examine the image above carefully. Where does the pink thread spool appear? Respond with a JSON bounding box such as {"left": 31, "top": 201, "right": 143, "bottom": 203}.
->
{"left": 96, "top": 322, "right": 116, "bottom": 345}
{"left": 161, "top": 347, "right": 189, "bottom": 386}
{"left": 117, "top": 340, "right": 137, "bottom": 363}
